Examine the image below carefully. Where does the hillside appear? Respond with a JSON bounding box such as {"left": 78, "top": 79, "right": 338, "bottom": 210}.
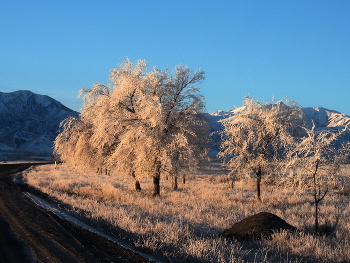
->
{"left": 0, "top": 90, "right": 78, "bottom": 159}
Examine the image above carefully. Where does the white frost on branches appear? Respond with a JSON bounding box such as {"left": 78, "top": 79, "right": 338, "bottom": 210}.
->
{"left": 219, "top": 97, "right": 304, "bottom": 200}
{"left": 54, "top": 58, "right": 210, "bottom": 195}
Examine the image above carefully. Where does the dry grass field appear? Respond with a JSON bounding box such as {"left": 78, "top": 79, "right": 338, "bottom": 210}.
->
{"left": 22, "top": 162, "right": 350, "bottom": 262}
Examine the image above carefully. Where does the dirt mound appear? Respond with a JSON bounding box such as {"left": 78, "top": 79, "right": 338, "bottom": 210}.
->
{"left": 222, "top": 212, "right": 296, "bottom": 241}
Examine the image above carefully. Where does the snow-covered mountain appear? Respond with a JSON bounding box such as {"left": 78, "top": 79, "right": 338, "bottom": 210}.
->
{"left": 206, "top": 105, "right": 350, "bottom": 156}
{"left": 301, "top": 107, "right": 350, "bottom": 129}
{"left": 208, "top": 106, "right": 350, "bottom": 128}
{"left": 0, "top": 90, "right": 79, "bottom": 158}
{"left": 2, "top": 90, "right": 349, "bottom": 160}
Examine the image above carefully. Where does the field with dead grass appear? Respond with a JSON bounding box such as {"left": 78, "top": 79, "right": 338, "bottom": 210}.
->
{"left": 23, "top": 162, "right": 350, "bottom": 262}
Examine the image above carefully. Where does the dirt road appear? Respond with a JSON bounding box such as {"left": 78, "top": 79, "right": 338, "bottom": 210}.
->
{"left": 0, "top": 163, "right": 155, "bottom": 263}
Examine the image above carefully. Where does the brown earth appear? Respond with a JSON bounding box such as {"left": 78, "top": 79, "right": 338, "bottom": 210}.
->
{"left": 0, "top": 163, "right": 156, "bottom": 263}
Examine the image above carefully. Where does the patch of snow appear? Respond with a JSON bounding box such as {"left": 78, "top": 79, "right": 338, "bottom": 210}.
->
{"left": 301, "top": 107, "right": 350, "bottom": 128}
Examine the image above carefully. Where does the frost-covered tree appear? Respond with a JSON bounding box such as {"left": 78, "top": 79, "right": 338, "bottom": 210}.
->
{"left": 288, "top": 125, "right": 349, "bottom": 232}
{"left": 219, "top": 97, "right": 304, "bottom": 201}
{"left": 54, "top": 117, "right": 97, "bottom": 168}
{"left": 54, "top": 58, "right": 209, "bottom": 196}
{"left": 54, "top": 83, "right": 114, "bottom": 173}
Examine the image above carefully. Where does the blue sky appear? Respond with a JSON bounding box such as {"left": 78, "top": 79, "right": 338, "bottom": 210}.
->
{"left": 1, "top": 1, "right": 350, "bottom": 114}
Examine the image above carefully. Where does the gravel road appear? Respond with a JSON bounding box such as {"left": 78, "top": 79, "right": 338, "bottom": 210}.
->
{"left": 0, "top": 163, "right": 155, "bottom": 263}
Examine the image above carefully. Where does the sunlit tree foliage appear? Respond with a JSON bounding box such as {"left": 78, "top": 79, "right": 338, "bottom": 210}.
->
{"left": 288, "top": 125, "right": 350, "bottom": 232}
{"left": 54, "top": 58, "right": 210, "bottom": 196}
{"left": 219, "top": 97, "right": 304, "bottom": 200}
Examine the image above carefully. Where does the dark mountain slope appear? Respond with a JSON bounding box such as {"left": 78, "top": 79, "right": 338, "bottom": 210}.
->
{"left": 0, "top": 90, "right": 79, "bottom": 155}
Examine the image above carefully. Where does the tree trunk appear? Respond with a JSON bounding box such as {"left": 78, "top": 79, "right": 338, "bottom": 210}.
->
{"left": 135, "top": 180, "right": 142, "bottom": 191}
{"left": 256, "top": 168, "right": 262, "bottom": 201}
{"left": 152, "top": 160, "right": 161, "bottom": 196}
{"left": 153, "top": 175, "right": 160, "bottom": 196}
{"left": 229, "top": 179, "right": 234, "bottom": 189}
{"left": 173, "top": 165, "right": 178, "bottom": 190}
{"left": 312, "top": 160, "right": 322, "bottom": 232}
{"left": 314, "top": 199, "right": 319, "bottom": 232}
{"left": 132, "top": 171, "right": 141, "bottom": 191}
{"left": 173, "top": 176, "right": 178, "bottom": 190}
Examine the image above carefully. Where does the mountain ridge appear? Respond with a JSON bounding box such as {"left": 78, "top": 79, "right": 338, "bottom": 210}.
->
{"left": 0, "top": 90, "right": 79, "bottom": 159}
{"left": 206, "top": 104, "right": 350, "bottom": 156}
{"left": 1, "top": 90, "right": 349, "bottom": 160}
{"left": 208, "top": 105, "right": 350, "bottom": 129}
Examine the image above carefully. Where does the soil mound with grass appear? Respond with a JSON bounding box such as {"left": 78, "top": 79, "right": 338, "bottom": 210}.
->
{"left": 222, "top": 212, "right": 296, "bottom": 241}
